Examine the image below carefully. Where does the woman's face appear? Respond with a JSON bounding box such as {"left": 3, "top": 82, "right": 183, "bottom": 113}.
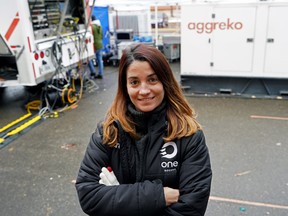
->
{"left": 126, "top": 61, "right": 164, "bottom": 112}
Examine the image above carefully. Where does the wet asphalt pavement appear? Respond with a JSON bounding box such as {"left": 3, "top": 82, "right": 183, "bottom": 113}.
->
{"left": 0, "top": 62, "right": 287, "bottom": 216}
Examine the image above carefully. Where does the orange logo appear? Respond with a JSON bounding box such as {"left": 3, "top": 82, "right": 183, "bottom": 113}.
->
{"left": 188, "top": 18, "right": 243, "bottom": 34}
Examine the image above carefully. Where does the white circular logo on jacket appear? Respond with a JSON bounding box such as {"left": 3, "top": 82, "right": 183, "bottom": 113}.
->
{"left": 160, "top": 142, "right": 177, "bottom": 159}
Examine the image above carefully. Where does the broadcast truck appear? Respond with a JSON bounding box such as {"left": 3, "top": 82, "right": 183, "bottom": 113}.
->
{"left": 0, "top": 0, "right": 95, "bottom": 106}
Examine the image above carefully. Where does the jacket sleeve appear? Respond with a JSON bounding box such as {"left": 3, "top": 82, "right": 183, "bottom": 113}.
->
{"left": 75, "top": 126, "right": 166, "bottom": 216}
{"left": 164, "top": 130, "right": 212, "bottom": 216}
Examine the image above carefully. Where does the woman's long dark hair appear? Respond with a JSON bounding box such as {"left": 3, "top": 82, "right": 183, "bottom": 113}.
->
{"left": 102, "top": 44, "right": 201, "bottom": 146}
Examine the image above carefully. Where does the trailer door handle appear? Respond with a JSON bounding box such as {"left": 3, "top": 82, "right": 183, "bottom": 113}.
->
{"left": 247, "top": 38, "right": 254, "bottom": 43}
{"left": 267, "top": 38, "right": 274, "bottom": 43}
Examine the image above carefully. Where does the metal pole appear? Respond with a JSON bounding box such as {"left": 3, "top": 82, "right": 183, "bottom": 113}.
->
{"left": 155, "top": 4, "right": 158, "bottom": 48}
{"left": 56, "top": 0, "right": 69, "bottom": 36}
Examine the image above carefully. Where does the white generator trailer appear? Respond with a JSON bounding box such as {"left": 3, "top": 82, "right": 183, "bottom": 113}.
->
{"left": 0, "top": 0, "right": 95, "bottom": 107}
{"left": 181, "top": 0, "right": 288, "bottom": 98}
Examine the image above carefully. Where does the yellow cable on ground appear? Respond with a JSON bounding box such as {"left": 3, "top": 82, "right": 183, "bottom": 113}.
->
{"left": 0, "top": 100, "right": 41, "bottom": 133}
{"left": 26, "top": 100, "right": 41, "bottom": 112}
{"left": 0, "top": 113, "right": 32, "bottom": 133}
{"left": 1, "top": 71, "right": 84, "bottom": 145}
{"left": 6, "top": 115, "right": 41, "bottom": 137}
{"left": 0, "top": 100, "right": 42, "bottom": 144}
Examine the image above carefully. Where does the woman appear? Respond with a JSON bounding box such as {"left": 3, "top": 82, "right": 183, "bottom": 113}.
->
{"left": 76, "top": 44, "right": 212, "bottom": 216}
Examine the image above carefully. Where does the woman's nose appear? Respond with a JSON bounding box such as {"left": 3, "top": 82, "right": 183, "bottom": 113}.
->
{"left": 139, "top": 83, "right": 150, "bottom": 94}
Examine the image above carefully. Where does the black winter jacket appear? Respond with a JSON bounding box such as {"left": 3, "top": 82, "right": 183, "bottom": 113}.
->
{"left": 76, "top": 108, "right": 212, "bottom": 216}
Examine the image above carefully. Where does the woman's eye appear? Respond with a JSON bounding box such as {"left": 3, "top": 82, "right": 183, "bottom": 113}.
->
{"left": 149, "top": 77, "right": 158, "bottom": 83}
{"left": 130, "top": 80, "right": 139, "bottom": 86}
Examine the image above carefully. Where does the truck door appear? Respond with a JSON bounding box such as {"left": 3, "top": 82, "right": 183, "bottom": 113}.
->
{"left": 0, "top": 34, "right": 18, "bottom": 84}
{"left": 212, "top": 6, "right": 256, "bottom": 75}
{"left": 181, "top": 5, "right": 213, "bottom": 75}
{"left": 264, "top": 6, "right": 288, "bottom": 76}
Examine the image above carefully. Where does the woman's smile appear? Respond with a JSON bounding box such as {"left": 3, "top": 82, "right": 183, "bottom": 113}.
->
{"left": 138, "top": 96, "right": 155, "bottom": 101}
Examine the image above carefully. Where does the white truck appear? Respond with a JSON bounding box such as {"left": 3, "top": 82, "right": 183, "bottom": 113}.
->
{"left": 181, "top": 0, "right": 288, "bottom": 98}
{"left": 0, "top": 0, "right": 95, "bottom": 104}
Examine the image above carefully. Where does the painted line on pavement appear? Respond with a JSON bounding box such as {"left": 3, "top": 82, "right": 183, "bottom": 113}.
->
{"left": 210, "top": 196, "right": 288, "bottom": 210}
{"left": 250, "top": 115, "right": 288, "bottom": 121}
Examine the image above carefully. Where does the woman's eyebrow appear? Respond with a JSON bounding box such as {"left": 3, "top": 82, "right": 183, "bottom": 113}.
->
{"left": 147, "top": 73, "right": 156, "bottom": 77}
{"left": 127, "top": 76, "right": 138, "bottom": 79}
{"left": 127, "top": 73, "right": 156, "bottom": 79}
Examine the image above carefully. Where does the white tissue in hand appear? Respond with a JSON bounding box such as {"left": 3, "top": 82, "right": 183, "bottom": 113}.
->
{"left": 99, "top": 167, "right": 119, "bottom": 185}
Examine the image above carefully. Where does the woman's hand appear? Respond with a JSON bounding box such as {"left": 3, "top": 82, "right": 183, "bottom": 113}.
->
{"left": 163, "top": 187, "right": 179, "bottom": 206}
{"left": 99, "top": 167, "right": 119, "bottom": 186}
